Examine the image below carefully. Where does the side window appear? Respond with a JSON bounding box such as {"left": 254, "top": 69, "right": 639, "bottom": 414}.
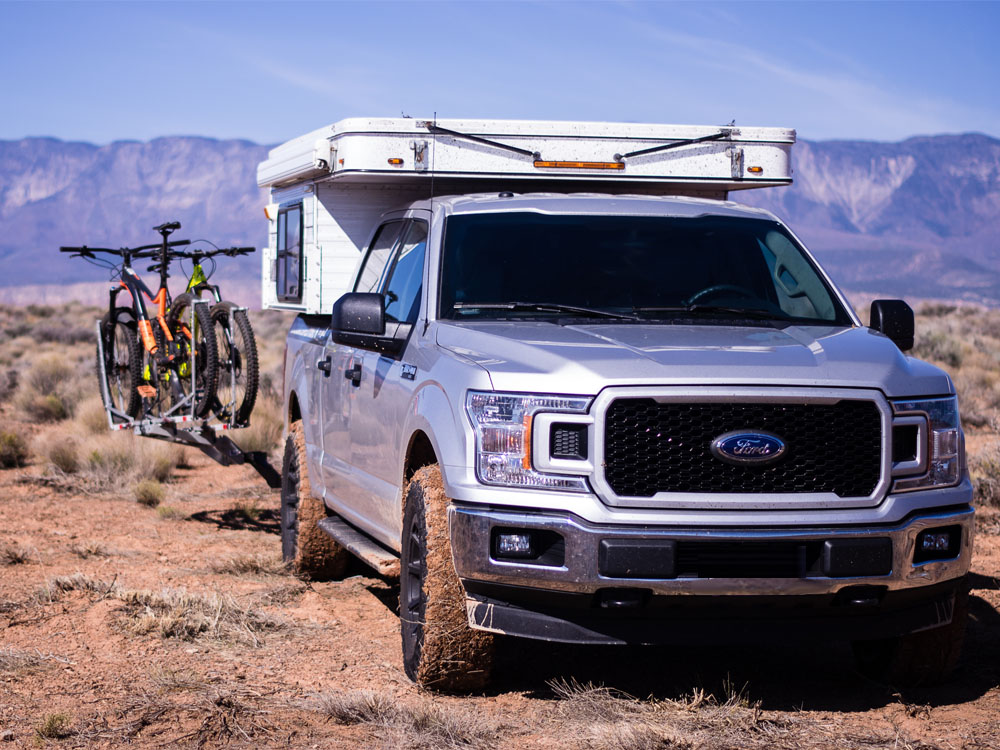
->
{"left": 276, "top": 204, "right": 302, "bottom": 302}
{"left": 383, "top": 221, "right": 428, "bottom": 324}
{"left": 355, "top": 221, "right": 404, "bottom": 294}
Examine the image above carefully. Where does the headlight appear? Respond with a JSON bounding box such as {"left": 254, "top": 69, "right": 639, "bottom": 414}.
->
{"left": 466, "top": 391, "right": 591, "bottom": 491}
{"left": 892, "top": 395, "right": 964, "bottom": 492}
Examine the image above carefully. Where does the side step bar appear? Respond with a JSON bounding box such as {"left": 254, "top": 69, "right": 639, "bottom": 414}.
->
{"left": 317, "top": 516, "right": 400, "bottom": 578}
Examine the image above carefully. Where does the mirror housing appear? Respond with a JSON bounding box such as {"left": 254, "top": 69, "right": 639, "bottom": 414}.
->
{"left": 331, "top": 292, "right": 385, "bottom": 336}
{"left": 330, "top": 292, "right": 408, "bottom": 357}
{"left": 869, "top": 299, "right": 914, "bottom": 352}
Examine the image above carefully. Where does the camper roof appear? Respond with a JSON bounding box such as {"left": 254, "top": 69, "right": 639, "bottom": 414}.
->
{"left": 257, "top": 117, "right": 795, "bottom": 196}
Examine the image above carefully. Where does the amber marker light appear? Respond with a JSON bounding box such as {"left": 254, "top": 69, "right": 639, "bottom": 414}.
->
{"left": 521, "top": 414, "right": 534, "bottom": 470}
{"left": 388, "top": 158, "right": 404, "bottom": 165}
{"left": 533, "top": 160, "right": 626, "bottom": 170}
{"left": 747, "top": 166, "right": 764, "bottom": 174}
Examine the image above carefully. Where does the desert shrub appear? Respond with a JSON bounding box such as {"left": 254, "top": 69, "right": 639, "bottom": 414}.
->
{"left": 0, "top": 368, "right": 17, "bottom": 401}
{"left": 0, "top": 428, "right": 29, "bottom": 468}
{"left": 134, "top": 479, "right": 165, "bottom": 507}
{"left": 75, "top": 397, "right": 110, "bottom": 435}
{"left": 33, "top": 325, "right": 93, "bottom": 345}
{"left": 233, "top": 392, "right": 282, "bottom": 454}
{"left": 35, "top": 713, "right": 72, "bottom": 740}
{"left": 913, "top": 331, "right": 963, "bottom": 369}
{"left": 971, "top": 441, "right": 1000, "bottom": 507}
{"left": 85, "top": 433, "right": 181, "bottom": 486}
{"left": 26, "top": 304, "right": 55, "bottom": 318}
{"left": 34, "top": 428, "right": 81, "bottom": 474}
{"left": 14, "top": 355, "right": 82, "bottom": 422}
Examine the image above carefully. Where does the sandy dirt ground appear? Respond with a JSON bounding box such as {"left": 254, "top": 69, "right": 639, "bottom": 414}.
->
{"left": 1, "top": 432, "right": 999, "bottom": 749}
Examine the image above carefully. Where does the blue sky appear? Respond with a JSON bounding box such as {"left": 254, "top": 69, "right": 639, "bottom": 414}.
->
{"left": 3, "top": 0, "right": 999, "bottom": 145}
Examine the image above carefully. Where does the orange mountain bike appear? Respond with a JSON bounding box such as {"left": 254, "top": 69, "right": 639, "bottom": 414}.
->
{"left": 60, "top": 222, "right": 218, "bottom": 421}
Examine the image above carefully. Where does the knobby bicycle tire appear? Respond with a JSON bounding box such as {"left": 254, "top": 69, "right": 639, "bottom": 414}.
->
{"left": 211, "top": 302, "right": 259, "bottom": 425}
{"left": 97, "top": 308, "right": 142, "bottom": 421}
{"left": 166, "top": 293, "right": 218, "bottom": 418}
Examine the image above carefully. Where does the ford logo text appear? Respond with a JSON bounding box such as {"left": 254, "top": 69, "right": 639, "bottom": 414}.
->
{"left": 710, "top": 431, "right": 786, "bottom": 466}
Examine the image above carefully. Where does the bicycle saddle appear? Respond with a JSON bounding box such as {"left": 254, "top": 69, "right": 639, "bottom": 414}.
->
{"left": 153, "top": 221, "right": 181, "bottom": 234}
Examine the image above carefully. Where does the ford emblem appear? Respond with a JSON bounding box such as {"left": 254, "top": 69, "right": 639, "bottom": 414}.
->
{"left": 710, "top": 430, "right": 786, "bottom": 466}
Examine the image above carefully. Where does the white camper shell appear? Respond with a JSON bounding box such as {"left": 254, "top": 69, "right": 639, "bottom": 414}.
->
{"left": 257, "top": 118, "right": 795, "bottom": 313}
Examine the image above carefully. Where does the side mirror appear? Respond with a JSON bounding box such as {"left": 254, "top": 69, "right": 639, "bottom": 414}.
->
{"left": 330, "top": 292, "right": 409, "bottom": 357}
{"left": 869, "top": 299, "right": 914, "bottom": 352}
{"left": 331, "top": 292, "right": 385, "bottom": 337}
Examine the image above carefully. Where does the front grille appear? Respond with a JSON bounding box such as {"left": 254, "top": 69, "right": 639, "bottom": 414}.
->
{"left": 603, "top": 399, "right": 881, "bottom": 497}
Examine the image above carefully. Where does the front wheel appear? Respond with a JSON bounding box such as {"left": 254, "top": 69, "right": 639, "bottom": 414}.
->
{"left": 97, "top": 308, "right": 142, "bottom": 421}
{"left": 852, "top": 586, "right": 968, "bottom": 686}
{"left": 400, "top": 464, "right": 494, "bottom": 692}
{"left": 166, "top": 294, "right": 218, "bottom": 418}
{"left": 211, "top": 302, "right": 259, "bottom": 425}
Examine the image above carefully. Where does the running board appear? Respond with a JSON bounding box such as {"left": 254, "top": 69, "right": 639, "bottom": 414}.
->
{"left": 317, "top": 516, "right": 400, "bottom": 578}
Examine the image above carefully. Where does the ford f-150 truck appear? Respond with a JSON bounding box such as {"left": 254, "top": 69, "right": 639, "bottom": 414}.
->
{"left": 259, "top": 119, "right": 972, "bottom": 691}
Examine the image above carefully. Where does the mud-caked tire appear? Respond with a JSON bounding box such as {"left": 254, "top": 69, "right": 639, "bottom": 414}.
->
{"left": 280, "top": 420, "right": 350, "bottom": 579}
{"left": 852, "top": 585, "right": 968, "bottom": 687}
{"left": 400, "top": 464, "right": 494, "bottom": 692}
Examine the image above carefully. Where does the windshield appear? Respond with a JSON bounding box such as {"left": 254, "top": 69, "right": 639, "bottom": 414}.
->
{"left": 439, "top": 212, "right": 852, "bottom": 325}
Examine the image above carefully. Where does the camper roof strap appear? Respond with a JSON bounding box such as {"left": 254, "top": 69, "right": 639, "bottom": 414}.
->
{"left": 615, "top": 129, "right": 731, "bottom": 162}
{"left": 422, "top": 122, "right": 541, "bottom": 160}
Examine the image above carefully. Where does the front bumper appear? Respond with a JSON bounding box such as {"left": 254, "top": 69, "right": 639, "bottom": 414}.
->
{"left": 449, "top": 503, "right": 974, "bottom": 644}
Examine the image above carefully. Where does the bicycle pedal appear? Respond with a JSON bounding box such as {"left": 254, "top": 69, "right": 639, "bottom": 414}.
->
{"left": 137, "top": 385, "right": 157, "bottom": 398}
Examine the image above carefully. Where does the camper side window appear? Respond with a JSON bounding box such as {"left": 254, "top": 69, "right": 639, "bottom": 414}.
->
{"left": 276, "top": 205, "right": 303, "bottom": 302}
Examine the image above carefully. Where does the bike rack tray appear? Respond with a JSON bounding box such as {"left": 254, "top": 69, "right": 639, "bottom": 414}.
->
{"left": 95, "top": 317, "right": 281, "bottom": 489}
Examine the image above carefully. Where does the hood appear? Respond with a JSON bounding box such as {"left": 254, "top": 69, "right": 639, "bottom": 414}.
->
{"left": 434, "top": 320, "right": 953, "bottom": 398}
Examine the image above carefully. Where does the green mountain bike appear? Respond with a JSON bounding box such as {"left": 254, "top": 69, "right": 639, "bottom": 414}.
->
{"left": 170, "top": 243, "right": 259, "bottom": 425}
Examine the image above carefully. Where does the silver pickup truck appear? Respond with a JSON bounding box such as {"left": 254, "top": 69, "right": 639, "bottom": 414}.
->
{"left": 279, "top": 192, "right": 973, "bottom": 691}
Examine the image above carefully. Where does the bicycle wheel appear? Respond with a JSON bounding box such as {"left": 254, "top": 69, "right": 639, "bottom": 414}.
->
{"left": 211, "top": 302, "right": 259, "bottom": 425}
{"left": 96, "top": 308, "right": 142, "bottom": 421}
{"left": 166, "top": 293, "right": 218, "bottom": 418}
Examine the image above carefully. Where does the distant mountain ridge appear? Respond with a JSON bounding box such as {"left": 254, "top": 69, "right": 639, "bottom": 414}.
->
{"left": 1, "top": 132, "right": 998, "bottom": 305}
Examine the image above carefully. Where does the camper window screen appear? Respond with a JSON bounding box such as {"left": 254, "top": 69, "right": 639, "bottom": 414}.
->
{"left": 277, "top": 205, "right": 303, "bottom": 302}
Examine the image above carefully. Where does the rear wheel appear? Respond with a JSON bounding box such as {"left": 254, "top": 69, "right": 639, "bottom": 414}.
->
{"left": 280, "top": 420, "right": 350, "bottom": 579}
{"left": 97, "top": 308, "right": 142, "bottom": 421}
{"left": 400, "top": 464, "right": 494, "bottom": 692}
{"left": 852, "top": 586, "right": 968, "bottom": 686}
{"left": 211, "top": 303, "right": 259, "bottom": 425}
{"left": 166, "top": 294, "right": 218, "bottom": 417}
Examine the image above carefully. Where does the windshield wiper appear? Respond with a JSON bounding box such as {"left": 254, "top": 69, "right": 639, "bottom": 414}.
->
{"left": 454, "top": 302, "right": 640, "bottom": 321}
{"left": 635, "top": 304, "right": 794, "bottom": 321}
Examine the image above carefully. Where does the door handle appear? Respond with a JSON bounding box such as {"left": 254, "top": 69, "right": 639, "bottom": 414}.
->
{"left": 317, "top": 356, "right": 332, "bottom": 376}
{"left": 344, "top": 362, "right": 362, "bottom": 387}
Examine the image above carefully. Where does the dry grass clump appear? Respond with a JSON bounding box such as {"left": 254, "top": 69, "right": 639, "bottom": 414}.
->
{"left": 75, "top": 396, "right": 111, "bottom": 434}
{"left": 134, "top": 479, "right": 165, "bottom": 507}
{"left": 2, "top": 545, "right": 36, "bottom": 565}
{"left": 69, "top": 541, "right": 112, "bottom": 559}
{"left": 0, "top": 427, "right": 29, "bottom": 468}
{"left": 34, "top": 573, "right": 281, "bottom": 647}
{"left": 212, "top": 553, "right": 289, "bottom": 577}
{"left": 546, "top": 678, "right": 831, "bottom": 750}
{"left": 313, "top": 690, "right": 502, "bottom": 750}
{"left": 117, "top": 587, "right": 282, "bottom": 646}
{"left": 29, "top": 425, "right": 183, "bottom": 494}
{"left": 156, "top": 505, "right": 185, "bottom": 520}
{"left": 231, "top": 498, "right": 262, "bottom": 522}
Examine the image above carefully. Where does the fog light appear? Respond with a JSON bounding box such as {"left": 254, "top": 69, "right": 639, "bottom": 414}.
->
{"left": 497, "top": 533, "right": 533, "bottom": 558}
{"left": 914, "top": 525, "right": 961, "bottom": 563}
{"left": 921, "top": 532, "right": 951, "bottom": 551}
